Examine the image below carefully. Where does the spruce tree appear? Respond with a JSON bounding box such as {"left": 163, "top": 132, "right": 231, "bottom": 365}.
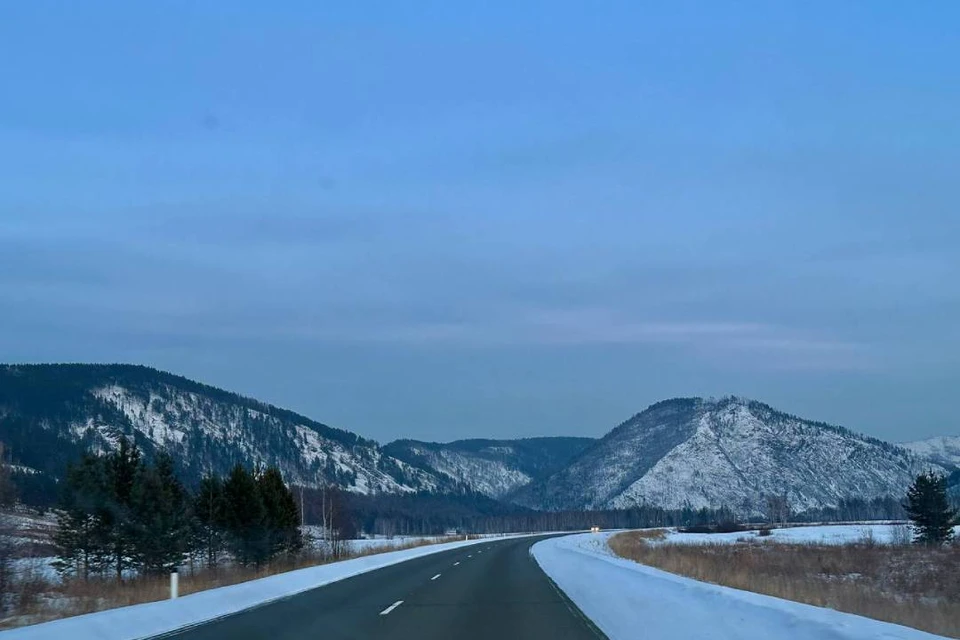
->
{"left": 258, "top": 467, "right": 302, "bottom": 558}
{"left": 104, "top": 438, "right": 142, "bottom": 581}
{"left": 905, "top": 472, "right": 957, "bottom": 545}
{"left": 192, "top": 475, "right": 226, "bottom": 569}
{"left": 131, "top": 453, "right": 190, "bottom": 574}
{"left": 53, "top": 454, "right": 111, "bottom": 579}
{"left": 222, "top": 465, "right": 267, "bottom": 567}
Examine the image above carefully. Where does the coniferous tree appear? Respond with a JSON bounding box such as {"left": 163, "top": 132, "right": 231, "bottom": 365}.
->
{"left": 258, "top": 467, "right": 302, "bottom": 558}
{"left": 905, "top": 472, "right": 957, "bottom": 545}
{"left": 192, "top": 475, "right": 226, "bottom": 569}
{"left": 131, "top": 452, "right": 191, "bottom": 574}
{"left": 222, "top": 464, "right": 268, "bottom": 567}
{"left": 104, "top": 438, "right": 142, "bottom": 581}
{"left": 54, "top": 454, "right": 111, "bottom": 579}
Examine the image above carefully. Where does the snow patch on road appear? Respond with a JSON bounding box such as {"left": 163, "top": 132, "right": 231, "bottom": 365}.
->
{"left": 532, "top": 532, "right": 948, "bottom": 640}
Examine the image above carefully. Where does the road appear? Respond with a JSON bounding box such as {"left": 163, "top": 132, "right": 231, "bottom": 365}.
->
{"left": 165, "top": 534, "right": 605, "bottom": 640}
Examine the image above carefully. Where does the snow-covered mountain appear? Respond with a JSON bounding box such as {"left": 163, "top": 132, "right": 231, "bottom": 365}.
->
{"left": 2, "top": 366, "right": 947, "bottom": 516}
{"left": 510, "top": 397, "right": 940, "bottom": 515}
{"left": 0, "top": 364, "right": 447, "bottom": 498}
{"left": 383, "top": 437, "right": 595, "bottom": 498}
{"left": 901, "top": 436, "right": 960, "bottom": 469}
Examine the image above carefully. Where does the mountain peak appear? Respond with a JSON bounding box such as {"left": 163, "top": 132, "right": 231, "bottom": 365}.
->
{"left": 511, "top": 397, "right": 940, "bottom": 515}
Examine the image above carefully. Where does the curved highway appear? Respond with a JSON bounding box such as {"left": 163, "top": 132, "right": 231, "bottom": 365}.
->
{"left": 165, "top": 534, "right": 604, "bottom": 640}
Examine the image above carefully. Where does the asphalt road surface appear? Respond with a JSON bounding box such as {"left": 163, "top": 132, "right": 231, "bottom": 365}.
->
{"left": 165, "top": 534, "right": 605, "bottom": 640}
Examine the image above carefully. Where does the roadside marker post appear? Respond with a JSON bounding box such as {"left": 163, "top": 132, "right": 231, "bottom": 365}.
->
{"left": 171, "top": 568, "right": 179, "bottom": 600}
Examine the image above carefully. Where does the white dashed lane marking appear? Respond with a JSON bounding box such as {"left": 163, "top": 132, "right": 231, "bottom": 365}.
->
{"left": 380, "top": 601, "right": 403, "bottom": 616}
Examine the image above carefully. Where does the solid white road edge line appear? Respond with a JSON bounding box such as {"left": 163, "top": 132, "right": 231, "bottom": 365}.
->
{"left": 380, "top": 600, "right": 404, "bottom": 616}
{"left": 431, "top": 574, "right": 441, "bottom": 581}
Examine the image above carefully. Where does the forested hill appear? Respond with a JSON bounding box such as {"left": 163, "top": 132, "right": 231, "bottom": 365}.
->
{"left": 0, "top": 364, "right": 451, "bottom": 503}
{"left": 383, "top": 436, "right": 595, "bottom": 498}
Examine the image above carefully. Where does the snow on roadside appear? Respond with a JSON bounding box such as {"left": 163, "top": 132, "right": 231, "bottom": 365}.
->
{"left": 532, "top": 532, "right": 948, "bottom": 640}
{"left": 0, "top": 536, "right": 507, "bottom": 640}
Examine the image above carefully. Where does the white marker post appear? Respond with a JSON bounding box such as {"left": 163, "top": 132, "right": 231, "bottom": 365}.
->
{"left": 170, "top": 568, "right": 179, "bottom": 600}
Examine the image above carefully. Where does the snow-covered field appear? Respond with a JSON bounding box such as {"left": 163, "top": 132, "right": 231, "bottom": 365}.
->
{"left": 1, "top": 508, "right": 57, "bottom": 551}
{"left": 658, "top": 523, "right": 960, "bottom": 546}
{"left": 664, "top": 523, "right": 909, "bottom": 546}
{"left": 3, "top": 532, "right": 477, "bottom": 593}
{"left": 1, "top": 536, "right": 505, "bottom": 640}
{"left": 346, "top": 535, "right": 454, "bottom": 552}
{"left": 532, "top": 531, "right": 949, "bottom": 640}
{"left": 10, "top": 557, "right": 59, "bottom": 583}
{"left": 300, "top": 527, "right": 483, "bottom": 554}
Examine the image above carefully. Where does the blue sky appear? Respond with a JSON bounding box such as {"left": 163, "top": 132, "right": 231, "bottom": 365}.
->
{"left": 1, "top": 2, "right": 958, "bottom": 443}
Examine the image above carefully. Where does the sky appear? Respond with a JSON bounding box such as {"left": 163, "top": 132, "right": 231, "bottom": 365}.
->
{"left": 1, "top": 2, "right": 958, "bottom": 444}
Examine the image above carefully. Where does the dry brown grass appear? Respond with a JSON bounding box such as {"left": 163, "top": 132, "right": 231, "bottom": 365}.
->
{"left": 608, "top": 528, "right": 667, "bottom": 547}
{"left": 0, "top": 534, "right": 473, "bottom": 629}
{"left": 609, "top": 531, "right": 960, "bottom": 638}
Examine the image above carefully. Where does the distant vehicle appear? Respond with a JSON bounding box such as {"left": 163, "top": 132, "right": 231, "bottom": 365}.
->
{"left": 590, "top": 526, "right": 601, "bottom": 533}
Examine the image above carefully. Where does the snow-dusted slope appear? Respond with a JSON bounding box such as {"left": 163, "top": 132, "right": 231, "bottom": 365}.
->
{"left": 901, "top": 436, "right": 960, "bottom": 469}
{"left": 0, "top": 364, "right": 446, "bottom": 495}
{"left": 512, "top": 397, "right": 939, "bottom": 515}
{"left": 387, "top": 444, "right": 531, "bottom": 497}
{"left": 383, "top": 437, "right": 594, "bottom": 498}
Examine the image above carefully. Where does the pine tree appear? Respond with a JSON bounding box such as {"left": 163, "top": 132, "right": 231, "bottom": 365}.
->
{"left": 53, "top": 454, "right": 111, "bottom": 579}
{"left": 905, "top": 472, "right": 957, "bottom": 545}
{"left": 131, "top": 452, "right": 191, "bottom": 574}
{"left": 222, "top": 465, "right": 268, "bottom": 567}
{"left": 192, "top": 475, "right": 226, "bottom": 569}
{"left": 103, "top": 439, "right": 142, "bottom": 581}
{"left": 258, "top": 467, "right": 302, "bottom": 558}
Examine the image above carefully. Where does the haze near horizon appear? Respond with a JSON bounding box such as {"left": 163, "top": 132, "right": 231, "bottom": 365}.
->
{"left": 1, "top": 2, "right": 958, "bottom": 443}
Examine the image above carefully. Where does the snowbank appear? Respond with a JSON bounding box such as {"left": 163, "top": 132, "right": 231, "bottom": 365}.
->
{"left": 1, "top": 536, "right": 501, "bottom": 640}
{"left": 532, "top": 532, "right": 948, "bottom": 640}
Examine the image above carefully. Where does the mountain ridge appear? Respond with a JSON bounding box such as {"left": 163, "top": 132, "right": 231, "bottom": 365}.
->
{"left": 0, "top": 365, "right": 948, "bottom": 516}
{"left": 383, "top": 436, "right": 596, "bottom": 498}
{"left": 0, "top": 363, "right": 449, "bottom": 500}
{"left": 508, "top": 396, "right": 940, "bottom": 516}
{"left": 901, "top": 435, "right": 960, "bottom": 470}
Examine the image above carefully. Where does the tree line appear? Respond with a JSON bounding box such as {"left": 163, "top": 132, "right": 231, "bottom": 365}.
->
{"left": 54, "top": 439, "right": 301, "bottom": 580}
{"left": 333, "top": 489, "right": 925, "bottom": 538}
